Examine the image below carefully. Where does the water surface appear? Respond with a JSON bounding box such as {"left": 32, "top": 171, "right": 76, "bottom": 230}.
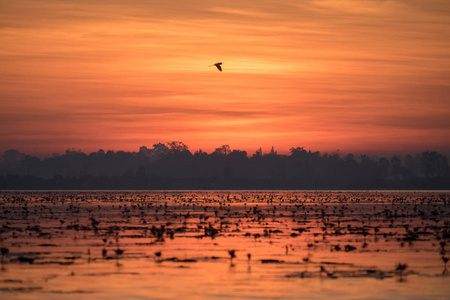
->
{"left": 1, "top": 191, "right": 449, "bottom": 299}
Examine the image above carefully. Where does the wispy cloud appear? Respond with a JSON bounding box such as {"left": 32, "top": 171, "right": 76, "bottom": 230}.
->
{"left": 1, "top": 0, "right": 449, "bottom": 155}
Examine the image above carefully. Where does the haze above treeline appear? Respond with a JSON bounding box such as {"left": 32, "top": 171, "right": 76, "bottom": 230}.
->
{"left": 1, "top": 142, "right": 449, "bottom": 190}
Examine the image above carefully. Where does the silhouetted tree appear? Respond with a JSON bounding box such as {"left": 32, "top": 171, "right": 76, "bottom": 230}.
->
{"left": 0, "top": 144, "right": 449, "bottom": 190}
{"left": 213, "top": 145, "right": 231, "bottom": 156}
{"left": 167, "top": 141, "right": 189, "bottom": 154}
{"left": 418, "top": 151, "right": 448, "bottom": 179}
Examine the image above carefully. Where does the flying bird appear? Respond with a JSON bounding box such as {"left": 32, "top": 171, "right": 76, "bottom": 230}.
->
{"left": 210, "top": 62, "right": 223, "bottom": 71}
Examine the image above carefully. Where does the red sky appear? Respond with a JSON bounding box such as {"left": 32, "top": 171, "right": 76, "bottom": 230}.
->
{"left": 1, "top": 0, "right": 450, "bottom": 156}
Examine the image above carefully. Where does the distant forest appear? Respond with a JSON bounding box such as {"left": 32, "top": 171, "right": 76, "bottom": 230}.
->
{"left": 0, "top": 142, "right": 449, "bottom": 190}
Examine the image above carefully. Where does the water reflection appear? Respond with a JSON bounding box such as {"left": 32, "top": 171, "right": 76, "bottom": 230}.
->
{"left": 0, "top": 191, "right": 449, "bottom": 299}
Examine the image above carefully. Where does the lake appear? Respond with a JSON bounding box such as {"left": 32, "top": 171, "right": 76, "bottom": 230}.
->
{"left": 1, "top": 191, "right": 449, "bottom": 299}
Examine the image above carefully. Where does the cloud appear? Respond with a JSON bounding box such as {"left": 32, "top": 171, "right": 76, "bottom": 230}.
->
{"left": 1, "top": 0, "right": 450, "bottom": 155}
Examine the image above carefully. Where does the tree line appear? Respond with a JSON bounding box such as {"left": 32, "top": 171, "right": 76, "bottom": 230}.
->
{"left": 0, "top": 142, "right": 449, "bottom": 190}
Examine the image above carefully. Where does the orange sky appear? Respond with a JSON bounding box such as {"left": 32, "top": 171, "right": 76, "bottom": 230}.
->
{"left": 1, "top": 0, "right": 450, "bottom": 156}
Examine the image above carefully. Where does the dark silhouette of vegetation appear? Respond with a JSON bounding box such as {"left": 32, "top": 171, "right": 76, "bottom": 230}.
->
{"left": 0, "top": 143, "right": 449, "bottom": 190}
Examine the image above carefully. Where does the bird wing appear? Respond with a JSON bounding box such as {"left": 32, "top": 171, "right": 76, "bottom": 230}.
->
{"left": 209, "top": 62, "right": 223, "bottom": 71}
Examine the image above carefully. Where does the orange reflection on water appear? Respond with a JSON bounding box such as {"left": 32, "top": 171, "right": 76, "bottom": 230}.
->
{"left": 0, "top": 191, "right": 449, "bottom": 299}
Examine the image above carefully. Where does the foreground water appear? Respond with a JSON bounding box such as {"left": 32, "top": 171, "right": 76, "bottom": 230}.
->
{"left": 0, "top": 191, "right": 449, "bottom": 299}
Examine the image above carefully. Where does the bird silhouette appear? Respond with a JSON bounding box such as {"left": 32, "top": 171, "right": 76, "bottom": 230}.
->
{"left": 210, "top": 62, "right": 223, "bottom": 72}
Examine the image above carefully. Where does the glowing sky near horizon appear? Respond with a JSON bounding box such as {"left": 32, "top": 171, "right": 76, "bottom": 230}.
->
{"left": 1, "top": 0, "right": 450, "bottom": 156}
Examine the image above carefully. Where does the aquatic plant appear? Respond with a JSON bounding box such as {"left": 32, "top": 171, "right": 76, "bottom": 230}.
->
{"left": 395, "top": 263, "right": 408, "bottom": 281}
{"left": 320, "top": 266, "right": 336, "bottom": 279}
{"left": 228, "top": 250, "right": 236, "bottom": 266}
{"left": 154, "top": 251, "right": 162, "bottom": 263}
{"left": 442, "top": 256, "right": 449, "bottom": 275}
{"left": 1, "top": 247, "right": 9, "bottom": 271}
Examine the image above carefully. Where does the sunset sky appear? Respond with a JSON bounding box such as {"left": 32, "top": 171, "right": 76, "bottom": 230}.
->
{"left": 1, "top": 0, "right": 450, "bottom": 156}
